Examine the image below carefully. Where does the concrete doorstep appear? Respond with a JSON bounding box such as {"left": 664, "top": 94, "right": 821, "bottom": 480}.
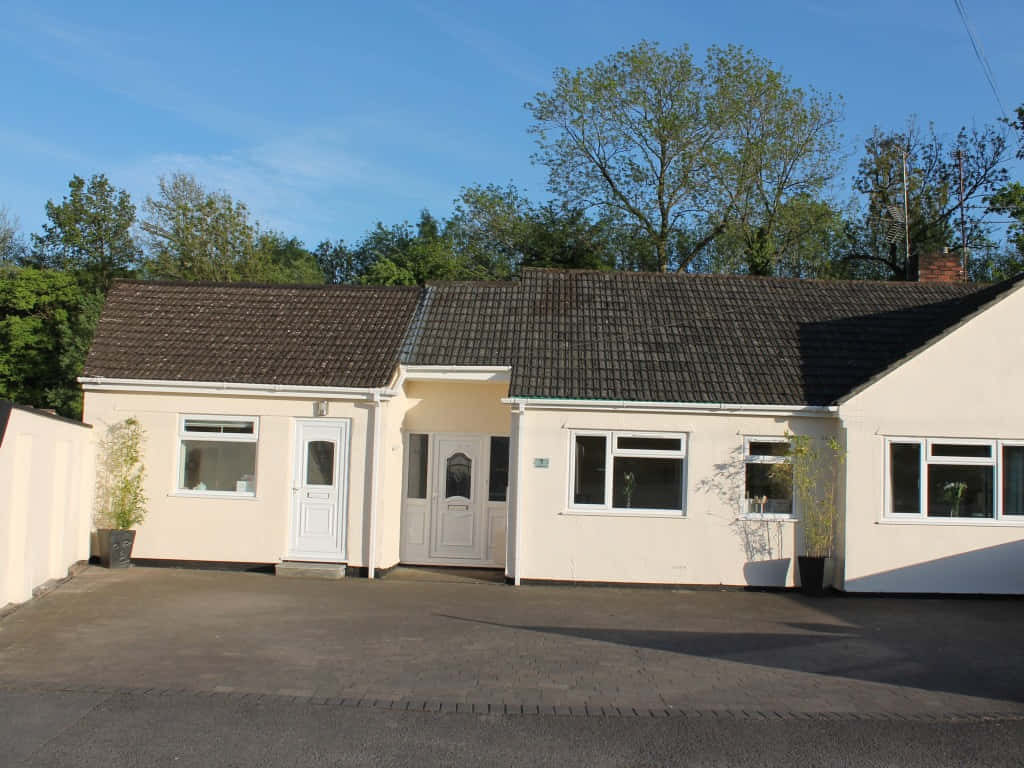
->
{"left": 274, "top": 562, "right": 346, "bottom": 580}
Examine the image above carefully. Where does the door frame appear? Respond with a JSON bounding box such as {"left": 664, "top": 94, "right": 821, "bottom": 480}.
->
{"left": 287, "top": 418, "right": 350, "bottom": 562}
{"left": 400, "top": 431, "right": 507, "bottom": 567}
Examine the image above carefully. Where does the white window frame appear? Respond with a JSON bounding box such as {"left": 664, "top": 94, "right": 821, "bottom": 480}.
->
{"left": 741, "top": 436, "right": 795, "bottom": 520}
{"left": 176, "top": 414, "right": 260, "bottom": 498}
{"left": 882, "top": 436, "right": 1019, "bottom": 522}
{"left": 567, "top": 430, "right": 688, "bottom": 517}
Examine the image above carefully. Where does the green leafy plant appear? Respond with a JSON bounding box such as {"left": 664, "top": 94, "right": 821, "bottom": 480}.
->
{"left": 94, "top": 417, "right": 148, "bottom": 530}
{"left": 943, "top": 481, "right": 968, "bottom": 516}
{"left": 621, "top": 471, "right": 637, "bottom": 508}
{"left": 771, "top": 433, "right": 845, "bottom": 558}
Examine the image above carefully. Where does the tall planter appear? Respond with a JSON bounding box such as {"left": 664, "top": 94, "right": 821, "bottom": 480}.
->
{"left": 797, "top": 555, "right": 834, "bottom": 596}
{"left": 97, "top": 529, "right": 136, "bottom": 569}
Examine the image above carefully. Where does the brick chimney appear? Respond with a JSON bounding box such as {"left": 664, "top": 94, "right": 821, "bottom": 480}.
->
{"left": 917, "top": 249, "right": 965, "bottom": 283}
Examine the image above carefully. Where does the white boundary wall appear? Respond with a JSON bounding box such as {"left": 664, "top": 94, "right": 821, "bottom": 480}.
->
{"left": 0, "top": 403, "right": 94, "bottom": 607}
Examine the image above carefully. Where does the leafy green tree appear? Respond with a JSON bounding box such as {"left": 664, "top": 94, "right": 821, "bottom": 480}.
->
{"left": 0, "top": 206, "right": 26, "bottom": 264}
{"left": 843, "top": 120, "right": 1009, "bottom": 280}
{"left": 446, "top": 184, "right": 619, "bottom": 274}
{"left": 140, "top": 173, "right": 321, "bottom": 284}
{"left": 356, "top": 211, "right": 487, "bottom": 285}
{"left": 29, "top": 174, "right": 139, "bottom": 291}
{"left": 254, "top": 232, "right": 325, "bottom": 284}
{"left": 981, "top": 106, "right": 1024, "bottom": 280}
{"left": 0, "top": 266, "right": 101, "bottom": 418}
{"left": 526, "top": 41, "right": 843, "bottom": 272}
{"left": 314, "top": 239, "right": 370, "bottom": 284}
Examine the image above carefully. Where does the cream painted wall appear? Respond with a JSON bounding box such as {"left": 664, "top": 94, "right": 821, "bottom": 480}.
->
{"left": 515, "top": 407, "right": 837, "bottom": 586}
{"left": 839, "top": 283, "right": 1024, "bottom": 593}
{"left": 82, "top": 391, "right": 373, "bottom": 566}
{"left": 0, "top": 407, "right": 94, "bottom": 606}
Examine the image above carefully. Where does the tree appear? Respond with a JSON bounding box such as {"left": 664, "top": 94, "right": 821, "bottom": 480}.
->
{"left": 314, "top": 239, "right": 370, "bottom": 284}
{"left": 356, "top": 211, "right": 485, "bottom": 286}
{"left": 982, "top": 105, "right": 1024, "bottom": 279}
{"left": 0, "top": 266, "right": 102, "bottom": 418}
{"left": 526, "top": 41, "right": 843, "bottom": 272}
{"left": 30, "top": 174, "right": 139, "bottom": 291}
{"left": 843, "top": 120, "right": 1009, "bottom": 280}
{"left": 140, "top": 173, "right": 322, "bottom": 284}
{"left": 446, "top": 184, "right": 619, "bottom": 274}
{"left": 0, "top": 206, "right": 26, "bottom": 264}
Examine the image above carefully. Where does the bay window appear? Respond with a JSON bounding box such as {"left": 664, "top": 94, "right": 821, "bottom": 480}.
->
{"left": 885, "top": 438, "right": 1024, "bottom": 521}
{"left": 570, "top": 431, "right": 687, "bottom": 514}
{"left": 178, "top": 416, "right": 259, "bottom": 496}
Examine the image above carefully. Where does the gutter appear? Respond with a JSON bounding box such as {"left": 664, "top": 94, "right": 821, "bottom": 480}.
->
{"left": 501, "top": 397, "right": 839, "bottom": 418}
{"left": 78, "top": 377, "right": 398, "bottom": 401}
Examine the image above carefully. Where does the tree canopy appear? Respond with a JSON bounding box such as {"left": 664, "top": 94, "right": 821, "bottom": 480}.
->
{"left": 29, "top": 174, "right": 139, "bottom": 291}
{"left": 526, "top": 41, "right": 844, "bottom": 273}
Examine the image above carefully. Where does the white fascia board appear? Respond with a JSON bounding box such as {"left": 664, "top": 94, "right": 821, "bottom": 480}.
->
{"left": 399, "top": 365, "right": 511, "bottom": 382}
{"left": 77, "top": 377, "right": 393, "bottom": 401}
{"left": 501, "top": 397, "right": 839, "bottom": 419}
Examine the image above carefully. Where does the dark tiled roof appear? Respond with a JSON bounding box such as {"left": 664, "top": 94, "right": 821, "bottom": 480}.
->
{"left": 84, "top": 281, "right": 421, "bottom": 388}
{"left": 402, "top": 282, "right": 518, "bottom": 366}
{"left": 85, "top": 270, "right": 1022, "bottom": 405}
{"left": 508, "top": 269, "right": 1020, "bottom": 406}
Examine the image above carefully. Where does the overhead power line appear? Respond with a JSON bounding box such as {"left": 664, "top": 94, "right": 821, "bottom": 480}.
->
{"left": 953, "top": 0, "right": 1009, "bottom": 121}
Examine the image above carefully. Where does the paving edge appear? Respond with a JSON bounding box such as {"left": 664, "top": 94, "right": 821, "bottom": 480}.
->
{"left": 0, "top": 682, "right": 1021, "bottom": 723}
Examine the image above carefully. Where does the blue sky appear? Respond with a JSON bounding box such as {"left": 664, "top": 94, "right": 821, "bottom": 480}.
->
{"left": 2, "top": 1, "right": 1022, "bottom": 249}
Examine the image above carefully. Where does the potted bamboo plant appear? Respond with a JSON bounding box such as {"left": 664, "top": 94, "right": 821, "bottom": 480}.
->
{"left": 94, "top": 417, "right": 148, "bottom": 568}
{"left": 774, "top": 433, "right": 845, "bottom": 595}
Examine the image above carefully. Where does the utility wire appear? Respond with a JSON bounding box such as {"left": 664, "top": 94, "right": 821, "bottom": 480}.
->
{"left": 953, "top": 0, "right": 1009, "bottom": 121}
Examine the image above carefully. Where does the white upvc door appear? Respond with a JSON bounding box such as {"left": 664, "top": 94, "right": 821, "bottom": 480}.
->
{"left": 289, "top": 419, "right": 349, "bottom": 562}
{"left": 430, "top": 434, "right": 486, "bottom": 560}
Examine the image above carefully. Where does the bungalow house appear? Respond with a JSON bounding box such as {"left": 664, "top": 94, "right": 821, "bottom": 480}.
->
{"left": 80, "top": 253, "right": 1024, "bottom": 593}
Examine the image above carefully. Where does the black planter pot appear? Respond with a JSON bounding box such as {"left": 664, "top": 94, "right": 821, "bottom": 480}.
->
{"left": 97, "top": 529, "right": 136, "bottom": 568}
{"left": 797, "top": 555, "right": 833, "bottom": 596}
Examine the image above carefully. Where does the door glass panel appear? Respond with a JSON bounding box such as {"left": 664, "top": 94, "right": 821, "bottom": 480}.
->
{"left": 306, "top": 440, "right": 335, "bottom": 486}
{"left": 445, "top": 452, "right": 472, "bottom": 499}
{"left": 489, "top": 436, "right": 510, "bottom": 502}
{"left": 407, "top": 434, "right": 428, "bottom": 499}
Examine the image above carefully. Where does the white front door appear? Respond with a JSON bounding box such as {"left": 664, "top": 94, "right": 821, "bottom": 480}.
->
{"left": 430, "top": 434, "right": 486, "bottom": 560}
{"left": 289, "top": 419, "right": 348, "bottom": 561}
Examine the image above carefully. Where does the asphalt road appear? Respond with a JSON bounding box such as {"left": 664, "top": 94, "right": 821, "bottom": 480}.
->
{"left": 3, "top": 688, "right": 1023, "bottom": 767}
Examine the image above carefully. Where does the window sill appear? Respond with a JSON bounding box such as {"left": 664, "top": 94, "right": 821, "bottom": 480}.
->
{"left": 170, "top": 491, "right": 259, "bottom": 501}
{"left": 738, "top": 514, "right": 798, "bottom": 522}
{"left": 562, "top": 508, "right": 686, "bottom": 519}
{"left": 878, "top": 517, "right": 1024, "bottom": 527}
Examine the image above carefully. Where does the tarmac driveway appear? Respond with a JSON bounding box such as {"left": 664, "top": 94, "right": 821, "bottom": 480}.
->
{"left": 1, "top": 566, "right": 1022, "bottom": 719}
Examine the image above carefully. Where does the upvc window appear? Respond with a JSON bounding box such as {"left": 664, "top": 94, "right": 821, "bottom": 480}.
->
{"left": 883, "top": 438, "right": 1024, "bottom": 520}
{"left": 178, "top": 416, "right": 259, "bottom": 496}
{"left": 743, "top": 437, "right": 793, "bottom": 518}
{"left": 569, "top": 431, "right": 686, "bottom": 514}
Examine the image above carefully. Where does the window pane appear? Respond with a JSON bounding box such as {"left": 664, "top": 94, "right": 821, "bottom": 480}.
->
{"left": 184, "top": 419, "right": 254, "bottom": 435}
{"left": 489, "top": 436, "right": 510, "bottom": 502}
{"left": 1003, "top": 446, "right": 1024, "bottom": 516}
{"left": 306, "top": 441, "right": 334, "bottom": 486}
{"left": 932, "top": 443, "right": 992, "bottom": 459}
{"left": 612, "top": 456, "right": 683, "bottom": 510}
{"left": 180, "top": 440, "right": 256, "bottom": 492}
{"left": 890, "top": 443, "right": 921, "bottom": 514}
{"left": 407, "top": 434, "right": 428, "bottom": 499}
{"left": 616, "top": 436, "right": 681, "bottom": 452}
{"left": 927, "top": 464, "right": 994, "bottom": 518}
{"left": 574, "top": 435, "right": 606, "bottom": 505}
{"left": 748, "top": 441, "right": 789, "bottom": 457}
{"left": 445, "top": 452, "right": 472, "bottom": 499}
{"left": 745, "top": 463, "right": 793, "bottom": 516}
